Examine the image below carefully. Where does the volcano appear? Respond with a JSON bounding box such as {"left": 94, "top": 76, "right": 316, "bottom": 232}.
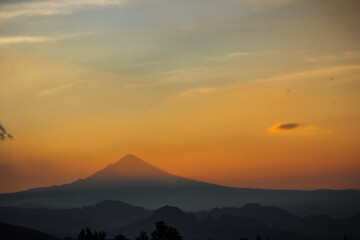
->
{"left": 0, "top": 154, "right": 359, "bottom": 217}
{"left": 70, "top": 154, "right": 192, "bottom": 187}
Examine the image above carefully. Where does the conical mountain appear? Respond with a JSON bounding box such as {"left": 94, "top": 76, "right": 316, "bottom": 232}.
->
{"left": 71, "top": 154, "right": 191, "bottom": 187}
{"left": 85, "top": 154, "right": 180, "bottom": 182}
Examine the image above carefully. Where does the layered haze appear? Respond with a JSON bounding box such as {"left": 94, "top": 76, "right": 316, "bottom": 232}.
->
{"left": 1, "top": 0, "right": 360, "bottom": 193}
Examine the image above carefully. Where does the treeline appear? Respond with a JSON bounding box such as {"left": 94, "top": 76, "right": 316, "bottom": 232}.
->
{"left": 70, "top": 221, "right": 350, "bottom": 240}
{"left": 76, "top": 221, "right": 181, "bottom": 240}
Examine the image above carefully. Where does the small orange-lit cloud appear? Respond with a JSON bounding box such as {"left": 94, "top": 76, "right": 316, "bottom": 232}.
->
{"left": 269, "top": 123, "right": 300, "bottom": 132}
{"left": 269, "top": 123, "right": 319, "bottom": 133}
{"left": 303, "top": 125, "right": 318, "bottom": 131}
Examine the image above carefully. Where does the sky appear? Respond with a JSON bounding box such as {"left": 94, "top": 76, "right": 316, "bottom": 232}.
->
{"left": 0, "top": 0, "right": 360, "bottom": 193}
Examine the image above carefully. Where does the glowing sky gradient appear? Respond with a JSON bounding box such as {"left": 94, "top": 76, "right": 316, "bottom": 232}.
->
{"left": 1, "top": 0, "right": 360, "bottom": 193}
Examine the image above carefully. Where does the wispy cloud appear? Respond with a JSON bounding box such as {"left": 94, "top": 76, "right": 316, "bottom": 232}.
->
{"left": 0, "top": 36, "right": 50, "bottom": 45}
{"left": 302, "top": 52, "right": 360, "bottom": 62}
{"left": 207, "top": 51, "right": 253, "bottom": 61}
{"left": 0, "top": 32, "right": 100, "bottom": 46}
{"left": 206, "top": 51, "right": 276, "bottom": 62}
{"left": 257, "top": 65, "right": 360, "bottom": 84}
{"left": 37, "top": 80, "right": 87, "bottom": 97}
{"left": 167, "top": 64, "right": 360, "bottom": 102}
{"left": 0, "top": 0, "right": 298, "bottom": 22}
{"left": 0, "top": 123, "right": 14, "bottom": 141}
{"left": 170, "top": 87, "right": 219, "bottom": 101}
{"left": 0, "top": 0, "right": 129, "bottom": 21}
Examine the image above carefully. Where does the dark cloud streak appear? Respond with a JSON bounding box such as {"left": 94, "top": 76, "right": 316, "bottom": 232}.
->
{"left": 270, "top": 123, "right": 300, "bottom": 132}
{"left": 277, "top": 123, "right": 299, "bottom": 130}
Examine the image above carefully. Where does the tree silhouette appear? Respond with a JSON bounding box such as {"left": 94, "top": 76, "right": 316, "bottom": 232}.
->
{"left": 77, "top": 228, "right": 106, "bottom": 240}
{"left": 73, "top": 225, "right": 349, "bottom": 240}
{"left": 98, "top": 231, "right": 106, "bottom": 240}
{"left": 136, "top": 231, "right": 150, "bottom": 240}
{"left": 151, "top": 221, "right": 167, "bottom": 240}
{"left": 165, "top": 227, "right": 181, "bottom": 240}
{"left": 114, "top": 233, "right": 130, "bottom": 240}
{"left": 151, "top": 221, "right": 182, "bottom": 240}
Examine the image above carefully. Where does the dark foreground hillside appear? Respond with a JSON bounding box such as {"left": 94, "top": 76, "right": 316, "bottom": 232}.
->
{"left": 0, "top": 222, "right": 58, "bottom": 240}
{"left": 0, "top": 201, "right": 359, "bottom": 240}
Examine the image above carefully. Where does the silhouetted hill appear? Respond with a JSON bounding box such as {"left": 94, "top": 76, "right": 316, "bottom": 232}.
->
{"left": 199, "top": 214, "right": 317, "bottom": 240}
{"left": 0, "top": 222, "right": 58, "bottom": 240}
{"left": 87, "top": 199, "right": 152, "bottom": 227}
{"left": 195, "top": 203, "right": 301, "bottom": 227}
{"left": 0, "top": 200, "right": 151, "bottom": 238}
{"left": 151, "top": 206, "right": 198, "bottom": 226}
{"left": 117, "top": 205, "right": 318, "bottom": 240}
{"left": 0, "top": 200, "right": 359, "bottom": 239}
{"left": 0, "top": 155, "right": 359, "bottom": 217}
{"left": 195, "top": 203, "right": 360, "bottom": 240}
{"left": 115, "top": 205, "right": 198, "bottom": 238}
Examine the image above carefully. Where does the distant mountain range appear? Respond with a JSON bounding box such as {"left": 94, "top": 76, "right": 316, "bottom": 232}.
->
{"left": 0, "top": 200, "right": 359, "bottom": 240}
{"left": 0, "top": 200, "right": 151, "bottom": 238}
{"left": 0, "top": 154, "right": 359, "bottom": 218}
{"left": 118, "top": 204, "right": 317, "bottom": 240}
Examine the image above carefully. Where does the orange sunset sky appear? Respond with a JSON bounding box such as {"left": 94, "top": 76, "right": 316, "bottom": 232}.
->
{"left": 0, "top": 0, "right": 360, "bottom": 193}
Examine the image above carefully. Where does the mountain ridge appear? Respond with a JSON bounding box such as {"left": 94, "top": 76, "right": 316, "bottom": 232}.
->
{"left": 0, "top": 154, "right": 359, "bottom": 217}
{"left": 0, "top": 199, "right": 152, "bottom": 238}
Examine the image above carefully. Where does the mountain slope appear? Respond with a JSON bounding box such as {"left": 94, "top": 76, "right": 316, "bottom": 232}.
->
{"left": 114, "top": 206, "right": 198, "bottom": 239}
{"left": 0, "top": 200, "right": 151, "bottom": 238}
{"left": 0, "top": 222, "right": 58, "bottom": 240}
{"left": 1, "top": 201, "right": 359, "bottom": 240}
{"left": 195, "top": 203, "right": 360, "bottom": 240}
{"left": 0, "top": 154, "right": 359, "bottom": 217}
{"left": 118, "top": 204, "right": 360, "bottom": 240}
{"left": 196, "top": 203, "right": 301, "bottom": 227}
{"left": 0, "top": 154, "right": 218, "bottom": 209}
{"left": 116, "top": 205, "right": 317, "bottom": 240}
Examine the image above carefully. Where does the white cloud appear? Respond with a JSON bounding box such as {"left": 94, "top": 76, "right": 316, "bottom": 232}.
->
{"left": 0, "top": 0, "right": 129, "bottom": 20}
{"left": 0, "top": 36, "right": 50, "bottom": 45}
{"left": 0, "top": 32, "right": 99, "bottom": 46}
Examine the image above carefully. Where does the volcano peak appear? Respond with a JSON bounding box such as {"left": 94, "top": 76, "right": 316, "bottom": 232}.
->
{"left": 113, "top": 154, "right": 146, "bottom": 166}
{"left": 83, "top": 154, "right": 178, "bottom": 183}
